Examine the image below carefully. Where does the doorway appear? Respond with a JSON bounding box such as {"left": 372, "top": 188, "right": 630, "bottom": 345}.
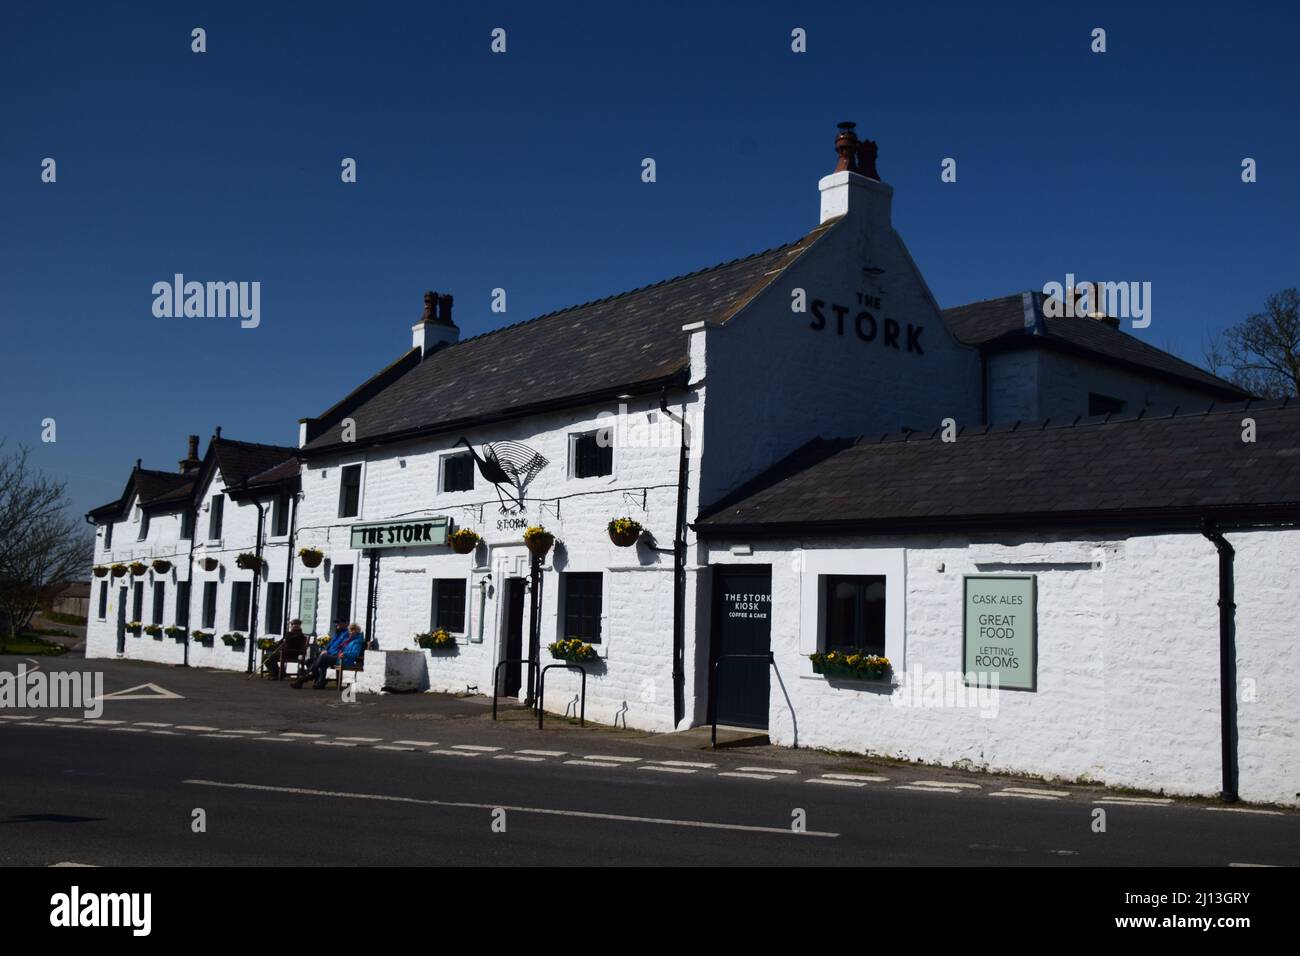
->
{"left": 501, "top": 577, "right": 526, "bottom": 697}
{"left": 116, "top": 586, "right": 127, "bottom": 654}
{"left": 709, "top": 565, "right": 773, "bottom": 729}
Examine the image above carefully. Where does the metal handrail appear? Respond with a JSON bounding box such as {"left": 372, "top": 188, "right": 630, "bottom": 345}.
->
{"left": 492, "top": 657, "right": 536, "bottom": 720}
{"left": 710, "top": 652, "right": 774, "bottom": 749}
{"left": 537, "top": 663, "right": 587, "bottom": 729}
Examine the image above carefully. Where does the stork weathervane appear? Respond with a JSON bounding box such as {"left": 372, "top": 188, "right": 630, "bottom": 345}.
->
{"left": 456, "top": 438, "right": 549, "bottom": 512}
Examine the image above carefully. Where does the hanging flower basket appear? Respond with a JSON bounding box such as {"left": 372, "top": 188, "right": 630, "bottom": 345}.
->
{"left": 128, "top": 561, "right": 148, "bottom": 577}
{"left": 93, "top": 566, "right": 109, "bottom": 578}
{"left": 151, "top": 559, "right": 172, "bottom": 574}
{"left": 298, "top": 546, "right": 324, "bottom": 568}
{"left": 548, "top": 638, "right": 600, "bottom": 663}
{"left": 164, "top": 626, "right": 187, "bottom": 641}
{"left": 143, "top": 623, "right": 162, "bottom": 638}
{"left": 191, "top": 630, "right": 213, "bottom": 643}
{"left": 415, "top": 628, "right": 457, "bottom": 650}
{"left": 449, "top": 528, "right": 480, "bottom": 555}
{"left": 235, "top": 552, "right": 263, "bottom": 572}
{"left": 126, "top": 620, "right": 143, "bottom": 636}
{"left": 110, "top": 563, "right": 128, "bottom": 578}
{"left": 221, "top": 632, "right": 246, "bottom": 647}
{"left": 201, "top": 557, "right": 219, "bottom": 572}
{"left": 523, "top": 526, "right": 555, "bottom": 559}
{"left": 809, "top": 651, "right": 892, "bottom": 681}
{"left": 607, "top": 517, "right": 643, "bottom": 547}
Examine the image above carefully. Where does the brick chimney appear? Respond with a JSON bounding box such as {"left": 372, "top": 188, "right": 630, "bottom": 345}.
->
{"left": 178, "top": 434, "right": 201, "bottom": 474}
{"left": 412, "top": 290, "right": 459, "bottom": 355}
{"left": 819, "top": 121, "right": 893, "bottom": 228}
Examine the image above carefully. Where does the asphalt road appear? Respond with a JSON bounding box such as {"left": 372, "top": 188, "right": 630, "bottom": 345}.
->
{"left": 2, "top": 656, "right": 1298, "bottom": 866}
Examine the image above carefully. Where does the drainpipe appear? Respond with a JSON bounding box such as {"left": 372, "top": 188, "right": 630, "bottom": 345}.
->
{"left": 661, "top": 387, "right": 690, "bottom": 728}
{"left": 283, "top": 490, "right": 298, "bottom": 635}
{"left": 182, "top": 499, "right": 198, "bottom": 667}
{"left": 1200, "top": 518, "right": 1238, "bottom": 803}
{"left": 246, "top": 498, "right": 266, "bottom": 674}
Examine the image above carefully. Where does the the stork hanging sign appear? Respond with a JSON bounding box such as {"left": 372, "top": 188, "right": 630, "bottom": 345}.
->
{"left": 456, "top": 438, "right": 549, "bottom": 512}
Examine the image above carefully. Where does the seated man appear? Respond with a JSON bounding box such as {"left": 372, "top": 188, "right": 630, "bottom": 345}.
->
{"left": 266, "top": 619, "right": 308, "bottom": 680}
{"left": 293, "top": 622, "right": 365, "bottom": 690}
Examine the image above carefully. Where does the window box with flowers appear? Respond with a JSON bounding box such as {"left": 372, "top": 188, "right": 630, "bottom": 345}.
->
{"left": 235, "top": 552, "right": 264, "bottom": 572}
{"left": 449, "top": 528, "right": 480, "bottom": 555}
{"left": 298, "top": 547, "right": 324, "bottom": 569}
{"left": 809, "top": 651, "right": 892, "bottom": 682}
{"left": 221, "top": 632, "right": 246, "bottom": 648}
{"left": 191, "top": 631, "right": 214, "bottom": 644}
{"left": 548, "top": 638, "right": 601, "bottom": 664}
{"left": 126, "top": 620, "right": 143, "bottom": 636}
{"left": 128, "top": 561, "right": 148, "bottom": 577}
{"left": 607, "top": 517, "right": 642, "bottom": 548}
{"left": 143, "top": 624, "right": 163, "bottom": 638}
{"left": 415, "top": 628, "right": 457, "bottom": 651}
{"left": 164, "top": 626, "right": 187, "bottom": 641}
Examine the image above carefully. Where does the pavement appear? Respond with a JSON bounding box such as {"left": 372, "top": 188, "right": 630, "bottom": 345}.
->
{"left": 2, "top": 654, "right": 1297, "bottom": 866}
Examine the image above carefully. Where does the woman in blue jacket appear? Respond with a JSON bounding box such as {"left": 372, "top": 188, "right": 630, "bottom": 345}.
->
{"left": 293, "top": 623, "right": 364, "bottom": 689}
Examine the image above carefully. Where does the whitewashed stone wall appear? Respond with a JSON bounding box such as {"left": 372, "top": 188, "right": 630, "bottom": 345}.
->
{"left": 700, "top": 527, "right": 1300, "bottom": 806}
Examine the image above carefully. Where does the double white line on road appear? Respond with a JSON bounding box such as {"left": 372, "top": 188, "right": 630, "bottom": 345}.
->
{"left": 182, "top": 778, "right": 839, "bottom": 838}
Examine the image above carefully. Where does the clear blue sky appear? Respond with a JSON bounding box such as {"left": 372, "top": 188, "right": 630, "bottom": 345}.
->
{"left": 3, "top": 0, "right": 1297, "bottom": 519}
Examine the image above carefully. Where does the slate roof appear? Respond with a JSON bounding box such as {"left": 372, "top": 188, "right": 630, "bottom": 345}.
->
{"left": 301, "top": 223, "right": 836, "bottom": 453}
{"left": 86, "top": 468, "right": 191, "bottom": 519}
{"left": 244, "top": 456, "right": 302, "bottom": 489}
{"left": 696, "top": 399, "right": 1300, "bottom": 535}
{"left": 208, "top": 438, "right": 298, "bottom": 488}
{"left": 942, "top": 292, "right": 1250, "bottom": 400}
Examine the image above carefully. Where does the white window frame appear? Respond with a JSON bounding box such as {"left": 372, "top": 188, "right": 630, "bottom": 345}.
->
{"left": 438, "top": 450, "right": 476, "bottom": 494}
{"left": 567, "top": 428, "right": 615, "bottom": 480}
{"left": 798, "top": 547, "right": 906, "bottom": 670}
{"left": 337, "top": 461, "right": 365, "bottom": 520}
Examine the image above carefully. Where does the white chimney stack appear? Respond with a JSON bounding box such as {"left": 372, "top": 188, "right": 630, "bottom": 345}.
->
{"left": 818, "top": 122, "right": 892, "bottom": 229}
{"left": 412, "top": 290, "right": 459, "bottom": 355}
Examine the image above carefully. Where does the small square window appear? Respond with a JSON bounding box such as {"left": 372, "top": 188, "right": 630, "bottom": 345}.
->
{"left": 822, "top": 575, "right": 886, "bottom": 657}
{"left": 570, "top": 431, "right": 612, "bottom": 479}
{"left": 561, "top": 572, "right": 603, "bottom": 644}
{"left": 442, "top": 453, "right": 475, "bottom": 493}
{"left": 431, "top": 579, "right": 467, "bottom": 633}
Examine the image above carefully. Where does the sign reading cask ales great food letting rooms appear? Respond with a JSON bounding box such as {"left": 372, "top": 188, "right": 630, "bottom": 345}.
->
{"left": 962, "top": 575, "right": 1037, "bottom": 690}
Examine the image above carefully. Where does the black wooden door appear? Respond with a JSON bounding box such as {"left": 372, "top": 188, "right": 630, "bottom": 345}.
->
{"left": 116, "top": 587, "right": 127, "bottom": 653}
{"left": 502, "top": 578, "right": 525, "bottom": 697}
{"left": 710, "top": 566, "right": 773, "bottom": 729}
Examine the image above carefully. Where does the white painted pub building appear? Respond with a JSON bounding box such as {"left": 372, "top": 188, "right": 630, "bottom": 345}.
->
{"left": 86, "top": 125, "right": 1299, "bottom": 805}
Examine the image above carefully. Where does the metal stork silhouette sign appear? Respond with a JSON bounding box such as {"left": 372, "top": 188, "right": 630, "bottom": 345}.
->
{"left": 455, "top": 438, "right": 548, "bottom": 512}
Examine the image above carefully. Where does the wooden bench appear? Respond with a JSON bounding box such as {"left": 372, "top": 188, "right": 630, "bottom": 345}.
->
{"left": 331, "top": 656, "right": 364, "bottom": 689}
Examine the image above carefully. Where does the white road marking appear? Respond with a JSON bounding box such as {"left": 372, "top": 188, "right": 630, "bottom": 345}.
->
{"left": 257, "top": 737, "right": 298, "bottom": 743}
{"left": 335, "top": 736, "right": 382, "bottom": 743}
{"left": 219, "top": 729, "right": 264, "bottom": 735}
{"left": 112, "top": 727, "right": 148, "bottom": 733}
{"left": 896, "top": 785, "right": 965, "bottom": 794}
{"left": 808, "top": 778, "right": 868, "bottom": 788}
{"left": 0, "top": 715, "right": 37, "bottom": 721}
{"left": 564, "top": 760, "right": 622, "bottom": 768}
{"left": 585, "top": 755, "right": 640, "bottom": 763}
{"left": 639, "top": 765, "right": 696, "bottom": 774}
{"left": 46, "top": 717, "right": 83, "bottom": 723}
{"left": 200, "top": 733, "right": 238, "bottom": 738}
{"left": 1229, "top": 862, "right": 1278, "bottom": 867}
{"left": 1096, "top": 797, "right": 1172, "bottom": 806}
{"left": 429, "top": 749, "right": 479, "bottom": 757}
{"left": 720, "top": 772, "right": 777, "bottom": 781}
{"left": 175, "top": 725, "right": 218, "bottom": 732}
{"left": 990, "top": 792, "right": 1059, "bottom": 801}
{"left": 315, "top": 740, "right": 357, "bottom": 747}
{"left": 280, "top": 732, "right": 325, "bottom": 738}
{"left": 91, "top": 719, "right": 126, "bottom": 725}
{"left": 50, "top": 861, "right": 97, "bottom": 867}
{"left": 451, "top": 744, "right": 502, "bottom": 752}
{"left": 1207, "top": 806, "right": 1285, "bottom": 816}
{"left": 374, "top": 745, "right": 417, "bottom": 752}
{"left": 998, "top": 787, "right": 1071, "bottom": 797}
{"left": 516, "top": 749, "right": 566, "bottom": 757}
{"left": 133, "top": 722, "right": 172, "bottom": 728}
{"left": 184, "top": 779, "right": 840, "bottom": 838}
{"left": 150, "top": 730, "right": 180, "bottom": 735}
{"left": 738, "top": 766, "right": 796, "bottom": 775}
{"left": 92, "top": 683, "right": 184, "bottom": 702}
{"left": 821, "top": 773, "right": 888, "bottom": 783}
{"left": 649, "top": 760, "right": 716, "bottom": 769}
{"left": 495, "top": 754, "right": 545, "bottom": 762}
{"left": 392, "top": 740, "right": 439, "bottom": 747}
{"left": 914, "top": 780, "right": 980, "bottom": 789}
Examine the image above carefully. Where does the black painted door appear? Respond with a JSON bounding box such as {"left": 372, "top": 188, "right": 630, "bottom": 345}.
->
{"left": 502, "top": 578, "right": 525, "bottom": 697}
{"left": 710, "top": 566, "right": 772, "bottom": 729}
{"left": 116, "top": 587, "right": 127, "bottom": 653}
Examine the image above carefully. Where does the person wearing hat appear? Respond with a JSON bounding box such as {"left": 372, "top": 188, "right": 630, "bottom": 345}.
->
{"left": 265, "top": 618, "right": 309, "bottom": 681}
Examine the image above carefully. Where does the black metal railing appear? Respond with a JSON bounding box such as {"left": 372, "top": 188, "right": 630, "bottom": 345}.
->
{"left": 492, "top": 657, "right": 535, "bottom": 720}
{"left": 537, "top": 663, "right": 587, "bottom": 729}
{"left": 710, "top": 652, "right": 774, "bottom": 748}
